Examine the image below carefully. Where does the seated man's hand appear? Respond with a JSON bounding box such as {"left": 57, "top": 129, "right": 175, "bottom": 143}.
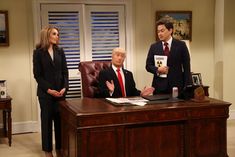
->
{"left": 59, "top": 88, "right": 66, "bottom": 96}
{"left": 106, "top": 80, "right": 115, "bottom": 92}
{"left": 140, "top": 87, "right": 155, "bottom": 96}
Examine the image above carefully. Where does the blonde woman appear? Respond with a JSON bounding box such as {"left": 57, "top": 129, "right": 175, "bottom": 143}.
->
{"left": 33, "top": 26, "right": 68, "bottom": 157}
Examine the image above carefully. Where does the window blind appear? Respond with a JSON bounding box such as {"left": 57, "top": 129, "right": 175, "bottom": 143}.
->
{"left": 90, "top": 11, "right": 120, "bottom": 61}
{"left": 48, "top": 11, "right": 81, "bottom": 98}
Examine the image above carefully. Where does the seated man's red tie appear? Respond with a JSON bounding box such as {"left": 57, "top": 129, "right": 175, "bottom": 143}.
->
{"left": 116, "top": 68, "right": 125, "bottom": 97}
{"left": 164, "top": 42, "right": 170, "bottom": 56}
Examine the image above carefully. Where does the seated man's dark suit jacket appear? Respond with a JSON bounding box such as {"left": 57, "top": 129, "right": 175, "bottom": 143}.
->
{"left": 146, "top": 38, "right": 192, "bottom": 94}
{"left": 98, "top": 66, "right": 141, "bottom": 98}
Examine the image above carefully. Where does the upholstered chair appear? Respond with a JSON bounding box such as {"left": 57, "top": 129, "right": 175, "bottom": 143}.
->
{"left": 78, "top": 61, "right": 111, "bottom": 97}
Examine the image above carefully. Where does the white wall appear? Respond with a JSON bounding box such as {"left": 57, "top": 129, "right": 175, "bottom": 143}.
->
{"left": 133, "top": 0, "right": 154, "bottom": 89}
{"left": 224, "top": 0, "right": 235, "bottom": 115}
{"left": 214, "top": 0, "right": 224, "bottom": 100}
{"left": 0, "top": 0, "right": 38, "bottom": 133}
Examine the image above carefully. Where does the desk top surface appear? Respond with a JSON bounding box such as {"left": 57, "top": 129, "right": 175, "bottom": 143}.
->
{"left": 59, "top": 97, "right": 231, "bottom": 116}
{"left": 0, "top": 96, "right": 12, "bottom": 102}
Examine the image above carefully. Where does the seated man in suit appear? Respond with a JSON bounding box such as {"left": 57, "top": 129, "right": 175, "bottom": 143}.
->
{"left": 98, "top": 47, "right": 154, "bottom": 98}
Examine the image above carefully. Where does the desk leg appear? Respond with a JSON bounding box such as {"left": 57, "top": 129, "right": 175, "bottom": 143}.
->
{"left": 3, "top": 110, "right": 7, "bottom": 137}
{"left": 7, "top": 110, "right": 12, "bottom": 146}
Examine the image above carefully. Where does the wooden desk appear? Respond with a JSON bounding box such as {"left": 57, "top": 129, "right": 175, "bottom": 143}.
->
{"left": 0, "top": 96, "right": 12, "bottom": 146}
{"left": 59, "top": 98, "right": 230, "bottom": 157}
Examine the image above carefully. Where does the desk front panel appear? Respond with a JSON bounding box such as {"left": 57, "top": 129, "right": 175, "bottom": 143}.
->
{"left": 74, "top": 121, "right": 185, "bottom": 157}
{"left": 59, "top": 98, "right": 230, "bottom": 157}
{"left": 125, "top": 121, "right": 185, "bottom": 157}
{"left": 188, "top": 118, "right": 227, "bottom": 157}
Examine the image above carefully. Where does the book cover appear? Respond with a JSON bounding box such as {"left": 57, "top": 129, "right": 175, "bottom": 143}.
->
{"left": 154, "top": 55, "right": 167, "bottom": 78}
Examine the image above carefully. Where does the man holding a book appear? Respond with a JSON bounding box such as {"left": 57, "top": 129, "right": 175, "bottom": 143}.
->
{"left": 145, "top": 16, "right": 192, "bottom": 94}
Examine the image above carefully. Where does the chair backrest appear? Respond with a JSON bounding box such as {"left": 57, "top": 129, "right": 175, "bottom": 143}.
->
{"left": 79, "top": 61, "right": 111, "bottom": 98}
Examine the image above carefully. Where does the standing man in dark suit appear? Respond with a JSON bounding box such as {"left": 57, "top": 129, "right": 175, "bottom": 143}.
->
{"left": 146, "top": 17, "right": 192, "bottom": 94}
{"left": 33, "top": 26, "right": 68, "bottom": 157}
{"left": 98, "top": 47, "right": 154, "bottom": 98}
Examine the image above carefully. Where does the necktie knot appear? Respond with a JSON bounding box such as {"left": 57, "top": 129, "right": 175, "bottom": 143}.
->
{"left": 164, "top": 42, "right": 168, "bottom": 46}
{"left": 116, "top": 68, "right": 120, "bottom": 72}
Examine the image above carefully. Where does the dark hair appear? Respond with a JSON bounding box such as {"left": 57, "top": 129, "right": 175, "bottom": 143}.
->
{"left": 156, "top": 16, "right": 174, "bottom": 30}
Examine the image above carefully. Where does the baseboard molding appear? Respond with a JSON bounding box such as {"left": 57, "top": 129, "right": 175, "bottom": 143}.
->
{"left": 0, "top": 121, "right": 39, "bottom": 134}
{"left": 229, "top": 109, "right": 235, "bottom": 120}
{"left": 13, "top": 121, "right": 39, "bottom": 134}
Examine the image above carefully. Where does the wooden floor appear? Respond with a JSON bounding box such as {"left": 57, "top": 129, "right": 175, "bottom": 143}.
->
{"left": 0, "top": 120, "right": 235, "bottom": 157}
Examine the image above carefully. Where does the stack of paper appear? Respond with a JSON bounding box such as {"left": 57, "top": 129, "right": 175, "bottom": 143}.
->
{"left": 106, "top": 97, "right": 148, "bottom": 106}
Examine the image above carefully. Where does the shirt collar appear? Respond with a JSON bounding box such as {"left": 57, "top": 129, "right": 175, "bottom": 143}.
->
{"left": 162, "top": 36, "right": 173, "bottom": 48}
{"left": 112, "top": 64, "right": 122, "bottom": 72}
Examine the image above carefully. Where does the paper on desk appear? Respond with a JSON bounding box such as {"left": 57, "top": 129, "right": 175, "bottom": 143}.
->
{"left": 130, "top": 101, "right": 147, "bottom": 106}
{"left": 106, "top": 97, "right": 148, "bottom": 106}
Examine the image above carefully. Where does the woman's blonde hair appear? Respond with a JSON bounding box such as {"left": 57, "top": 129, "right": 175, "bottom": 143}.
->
{"left": 36, "top": 25, "right": 59, "bottom": 50}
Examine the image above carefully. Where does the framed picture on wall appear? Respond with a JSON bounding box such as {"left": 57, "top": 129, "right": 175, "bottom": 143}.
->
{"left": 0, "top": 10, "right": 9, "bottom": 46}
{"left": 192, "top": 73, "right": 202, "bottom": 86}
{"left": 156, "top": 11, "right": 192, "bottom": 41}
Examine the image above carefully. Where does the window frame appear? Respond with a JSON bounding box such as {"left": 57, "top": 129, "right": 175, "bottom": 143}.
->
{"left": 33, "top": 0, "right": 134, "bottom": 70}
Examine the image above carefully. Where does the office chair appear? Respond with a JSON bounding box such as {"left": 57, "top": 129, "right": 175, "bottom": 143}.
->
{"left": 78, "top": 61, "right": 111, "bottom": 98}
